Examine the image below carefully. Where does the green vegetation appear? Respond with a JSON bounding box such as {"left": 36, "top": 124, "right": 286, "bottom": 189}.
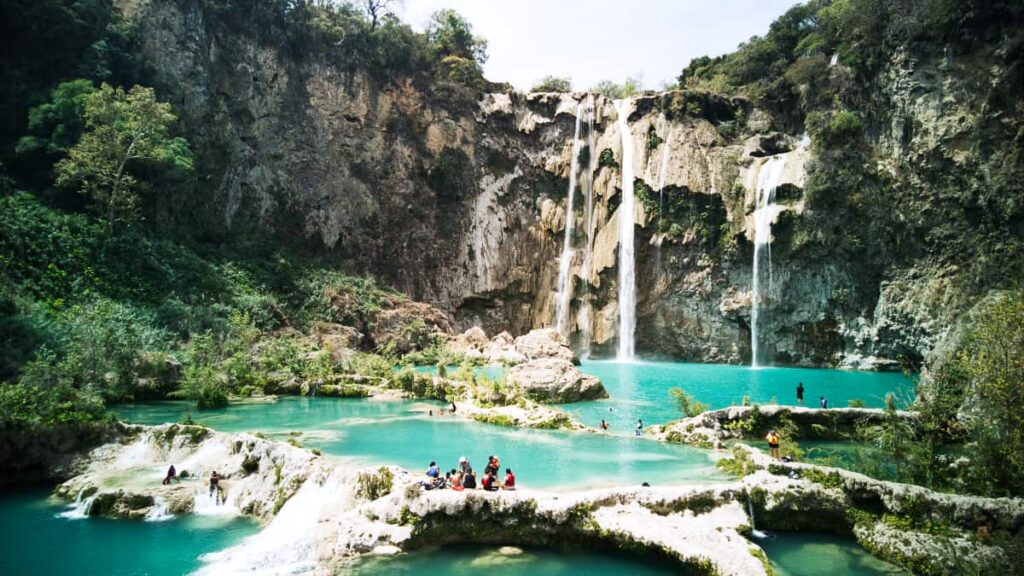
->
{"left": 55, "top": 83, "right": 192, "bottom": 232}
{"left": 591, "top": 77, "right": 643, "bottom": 100}
{"left": 531, "top": 76, "right": 572, "bottom": 93}
{"left": 669, "top": 386, "right": 709, "bottom": 418}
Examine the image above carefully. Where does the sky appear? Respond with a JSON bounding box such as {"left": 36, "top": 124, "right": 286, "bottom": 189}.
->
{"left": 399, "top": 0, "right": 804, "bottom": 91}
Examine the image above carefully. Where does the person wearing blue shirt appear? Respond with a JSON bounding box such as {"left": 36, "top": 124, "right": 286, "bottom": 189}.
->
{"left": 426, "top": 461, "right": 440, "bottom": 478}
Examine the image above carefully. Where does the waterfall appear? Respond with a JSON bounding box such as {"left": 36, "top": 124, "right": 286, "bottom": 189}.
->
{"left": 58, "top": 488, "right": 98, "bottom": 519}
{"left": 195, "top": 469, "right": 347, "bottom": 576}
{"left": 145, "top": 495, "right": 174, "bottom": 522}
{"left": 193, "top": 488, "right": 239, "bottom": 517}
{"left": 747, "top": 499, "right": 768, "bottom": 539}
{"left": 614, "top": 99, "right": 637, "bottom": 361}
{"left": 580, "top": 94, "right": 597, "bottom": 357}
{"left": 750, "top": 155, "right": 788, "bottom": 368}
{"left": 555, "top": 102, "right": 584, "bottom": 336}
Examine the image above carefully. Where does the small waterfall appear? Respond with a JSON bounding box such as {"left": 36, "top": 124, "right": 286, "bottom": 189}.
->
{"left": 58, "top": 488, "right": 98, "bottom": 519}
{"left": 193, "top": 488, "right": 239, "bottom": 517}
{"left": 145, "top": 495, "right": 174, "bottom": 522}
{"left": 747, "top": 499, "right": 768, "bottom": 539}
{"left": 750, "top": 155, "right": 788, "bottom": 368}
{"left": 614, "top": 99, "right": 637, "bottom": 361}
{"left": 579, "top": 95, "right": 597, "bottom": 357}
{"left": 195, "top": 469, "right": 347, "bottom": 576}
{"left": 555, "top": 102, "right": 584, "bottom": 336}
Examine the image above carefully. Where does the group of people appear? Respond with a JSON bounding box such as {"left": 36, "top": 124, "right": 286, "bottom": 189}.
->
{"left": 421, "top": 455, "right": 515, "bottom": 492}
{"left": 160, "top": 465, "right": 225, "bottom": 505}
{"left": 795, "top": 382, "right": 828, "bottom": 408}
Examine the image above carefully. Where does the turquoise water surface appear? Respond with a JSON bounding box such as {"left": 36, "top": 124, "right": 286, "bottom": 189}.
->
{"left": 343, "top": 536, "right": 907, "bottom": 576}
{"left": 762, "top": 532, "right": 907, "bottom": 575}
{"left": 564, "top": 360, "right": 914, "bottom": 428}
{"left": 0, "top": 489, "right": 258, "bottom": 576}
{"left": 114, "top": 397, "right": 728, "bottom": 490}
{"left": 343, "top": 544, "right": 676, "bottom": 575}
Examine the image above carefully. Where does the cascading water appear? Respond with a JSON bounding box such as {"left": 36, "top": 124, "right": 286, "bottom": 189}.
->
{"left": 579, "top": 95, "right": 597, "bottom": 357}
{"left": 193, "top": 488, "right": 239, "bottom": 517}
{"left": 747, "top": 499, "right": 768, "bottom": 539}
{"left": 555, "top": 103, "right": 584, "bottom": 336}
{"left": 750, "top": 155, "right": 788, "bottom": 368}
{"left": 144, "top": 495, "right": 174, "bottom": 522}
{"left": 58, "top": 488, "right": 98, "bottom": 519}
{"left": 613, "top": 99, "right": 637, "bottom": 361}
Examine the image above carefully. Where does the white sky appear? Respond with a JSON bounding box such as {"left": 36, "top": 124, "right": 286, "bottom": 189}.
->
{"left": 399, "top": 0, "right": 804, "bottom": 90}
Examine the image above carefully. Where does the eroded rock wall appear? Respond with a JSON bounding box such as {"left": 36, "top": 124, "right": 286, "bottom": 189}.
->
{"left": 117, "top": 0, "right": 1019, "bottom": 367}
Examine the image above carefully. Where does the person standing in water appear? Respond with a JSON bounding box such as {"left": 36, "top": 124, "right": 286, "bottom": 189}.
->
{"left": 209, "top": 471, "right": 221, "bottom": 504}
{"left": 635, "top": 419, "right": 644, "bottom": 436}
{"left": 600, "top": 419, "right": 609, "bottom": 431}
{"left": 796, "top": 382, "right": 805, "bottom": 405}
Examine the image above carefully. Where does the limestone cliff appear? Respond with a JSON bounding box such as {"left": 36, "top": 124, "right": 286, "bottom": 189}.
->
{"left": 117, "top": 0, "right": 1022, "bottom": 368}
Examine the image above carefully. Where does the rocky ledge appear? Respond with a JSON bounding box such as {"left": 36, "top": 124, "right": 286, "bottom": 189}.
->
{"left": 53, "top": 424, "right": 1024, "bottom": 575}
{"left": 650, "top": 405, "right": 917, "bottom": 448}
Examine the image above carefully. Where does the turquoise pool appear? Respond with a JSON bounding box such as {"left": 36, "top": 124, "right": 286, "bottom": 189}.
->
{"left": 564, "top": 360, "right": 914, "bottom": 428}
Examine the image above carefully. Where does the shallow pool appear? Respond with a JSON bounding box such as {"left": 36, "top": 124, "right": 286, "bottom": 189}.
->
{"left": 343, "top": 544, "right": 676, "bottom": 575}
{"left": 565, "top": 360, "right": 914, "bottom": 428}
{"left": 762, "top": 532, "right": 907, "bottom": 575}
{"left": 0, "top": 489, "right": 258, "bottom": 576}
{"left": 114, "top": 397, "right": 728, "bottom": 491}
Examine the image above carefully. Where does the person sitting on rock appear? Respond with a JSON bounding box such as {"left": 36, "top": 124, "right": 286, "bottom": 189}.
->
{"left": 482, "top": 470, "right": 499, "bottom": 492}
{"left": 462, "top": 469, "right": 477, "bottom": 489}
{"left": 163, "top": 465, "right": 178, "bottom": 485}
{"left": 459, "top": 456, "right": 471, "bottom": 474}
{"left": 426, "top": 461, "right": 440, "bottom": 479}
{"left": 503, "top": 468, "right": 516, "bottom": 490}
{"left": 765, "top": 429, "right": 781, "bottom": 459}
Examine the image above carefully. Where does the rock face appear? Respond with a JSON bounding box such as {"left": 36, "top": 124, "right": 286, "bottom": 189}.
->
{"left": 651, "top": 405, "right": 918, "bottom": 448}
{"left": 513, "top": 328, "right": 577, "bottom": 363}
{"left": 507, "top": 358, "right": 607, "bottom": 403}
{"left": 54, "top": 426, "right": 1024, "bottom": 575}
{"left": 116, "top": 0, "right": 1021, "bottom": 368}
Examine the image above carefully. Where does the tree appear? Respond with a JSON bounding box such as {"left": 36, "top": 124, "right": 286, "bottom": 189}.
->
{"left": 55, "top": 83, "right": 192, "bottom": 232}
{"left": 531, "top": 76, "right": 572, "bottom": 93}
{"left": 590, "top": 76, "right": 642, "bottom": 100}
{"left": 669, "top": 387, "right": 709, "bottom": 418}
{"left": 426, "top": 9, "right": 488, "bottom": 65}
{"left": 15, "top": 79, "right": 97, "bottom": 158}
{"left": 951, "top": 289, "right": 1024, "bottom": 496}
{"left": 363, "top": 0, "right": 402, "bottom": 29}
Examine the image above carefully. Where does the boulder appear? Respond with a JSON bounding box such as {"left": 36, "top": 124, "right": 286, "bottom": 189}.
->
{"left": 506, "top": 358, "right": 607, "bottom": 403}
{"left": 444, "top": 326, "right": 490, "bottom": 357}
{"left": 513, "top": 328, "right": 577, "bottom": 364}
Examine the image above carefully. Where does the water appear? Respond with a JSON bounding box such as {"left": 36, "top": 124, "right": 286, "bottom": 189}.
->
{"left": 763, "top": 532, "right": 907, "bottom": 575}
{"left": 114, "top": 397, "right": 727, "bottom": 491}
{"left": 579, "top": 94, "right": 597, "bottom": 356}
{"left": 751, "top": 155, "right": 788, "bottom": 368}
{"left": 343, "top": 535, "right": 906, "bottom": 576}
{"left": 344, "top": 545, "right": 677, "bottom": 575}
{"left": 555, "top": 102, "right": 584, "bottom": 336}
{"left": 563, "top": 360, "right": 913, "bottom": 429}
{"left": 0, "top": 489, "right": 258, "bottom": 576}
{"left": 613, "top": 99, "right": 637, "bottom": 361}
